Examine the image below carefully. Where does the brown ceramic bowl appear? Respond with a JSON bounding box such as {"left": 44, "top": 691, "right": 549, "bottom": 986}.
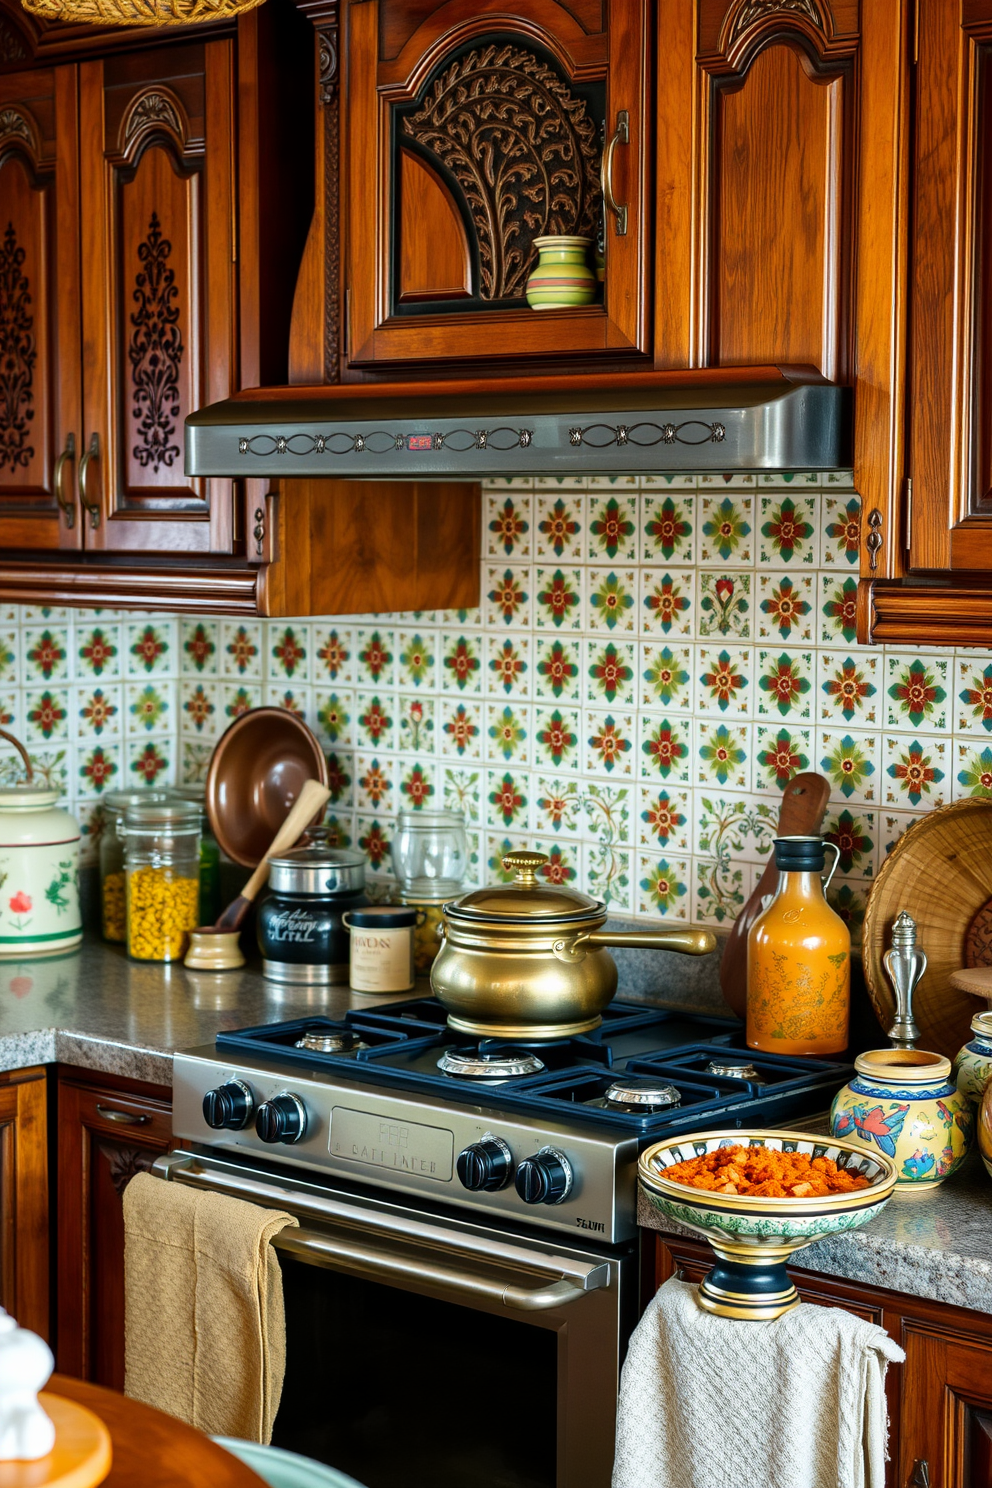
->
{"left": 205, "top": 708, "right": 329, "bottom": 868}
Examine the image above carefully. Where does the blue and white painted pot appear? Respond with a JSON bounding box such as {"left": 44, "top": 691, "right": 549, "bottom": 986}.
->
{"left": 953, "top": 1011, "right": 992, "bottom": 1106}
{"left": 831, "top": 1049, "right": 973, "bottom": 1189}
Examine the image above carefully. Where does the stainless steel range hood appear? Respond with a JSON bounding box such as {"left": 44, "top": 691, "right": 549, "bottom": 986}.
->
{"left": 184, "top": 368, "right": 852, "bottom": 480}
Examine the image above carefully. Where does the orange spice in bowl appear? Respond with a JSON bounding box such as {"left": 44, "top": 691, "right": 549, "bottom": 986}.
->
{"left": 662, "top": 1143, "right": 872, "bottom": 1199}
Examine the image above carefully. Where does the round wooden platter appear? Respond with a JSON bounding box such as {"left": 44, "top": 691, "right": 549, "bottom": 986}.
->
{"left": 950, "top": 966, "right": 992, "bottom": 1004}
{"left": 0, "top": 1397, "right": 111, "bottom": 1488}
{"left": 864, "top": 797, "right": 992, "bottom": 1058}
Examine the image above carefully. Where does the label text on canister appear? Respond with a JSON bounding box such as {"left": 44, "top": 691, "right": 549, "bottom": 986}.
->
{"left": 265, "top": 907, "right": 319, "bottom": 944}
{"left": 349, "top": 925, "right": 414, "bottom": 992}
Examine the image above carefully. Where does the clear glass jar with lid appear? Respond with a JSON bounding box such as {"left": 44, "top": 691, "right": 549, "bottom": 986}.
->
{"left": 169, "top": 785, "right": 222, "bottom": 926}
{"left": 122, "top": 801, "right": 201, "bottom": 962}
{"left": 99, "top": 789, "right": 172, "bottom": 942}
{"left": 391, "top": 809, "right": 468, "bottom": 895}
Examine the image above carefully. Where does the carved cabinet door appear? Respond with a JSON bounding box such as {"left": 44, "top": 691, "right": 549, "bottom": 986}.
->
{"left": 77, "top": 43, "right": 239, "bottom": 556}
{"left": 0, "top": 66, "right": 83, "bottom": 551}
{"left": 343, "top": 0, "right": 652, "bottom": 371}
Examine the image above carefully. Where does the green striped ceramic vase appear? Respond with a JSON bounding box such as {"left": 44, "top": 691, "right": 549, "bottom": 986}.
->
{"left": 525, "top": 235, "right": 596, "bottom": 310}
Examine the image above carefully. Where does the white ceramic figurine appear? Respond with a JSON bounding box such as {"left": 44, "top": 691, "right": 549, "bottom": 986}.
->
{"left": 0, "top": 1307, "right": 56, "bottom": 1460}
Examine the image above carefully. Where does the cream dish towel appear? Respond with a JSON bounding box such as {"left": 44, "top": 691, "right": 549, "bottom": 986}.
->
{"left": 123, "top": 1171, "right": 298, "bottom": 1444}
{"left": 613, "top": 1278, "right": 904, "bottom": 1488}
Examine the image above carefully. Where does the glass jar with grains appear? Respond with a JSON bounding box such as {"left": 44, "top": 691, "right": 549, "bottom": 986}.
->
{"left": 121, "top": 801, "right": 201, "bottom": 961}
{"left": 99, "top": 790, "right": 172, "bottom": 942}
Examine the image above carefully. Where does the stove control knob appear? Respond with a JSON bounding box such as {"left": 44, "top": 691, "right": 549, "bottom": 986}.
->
{"left": 255, "top": 1092, "right": 308, "bottom": 1145}
{"left": 202, "top": 1080, "right": 254, "bottom": 1131}
{"left": 456, "top": 1134, "right": 513, "bottom": 1192}
{"left": 514, "top": 1147, "right": 573, "bottom": 1205}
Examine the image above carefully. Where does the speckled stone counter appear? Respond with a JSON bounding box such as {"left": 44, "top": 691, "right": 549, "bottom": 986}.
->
{"left": 639, "top": 1152, "right": 992, "bottom": 1316}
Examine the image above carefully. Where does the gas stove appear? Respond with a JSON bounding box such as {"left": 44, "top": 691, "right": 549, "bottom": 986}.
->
{"left": 171, "top": 998, "right": 852, "bottom": 1244}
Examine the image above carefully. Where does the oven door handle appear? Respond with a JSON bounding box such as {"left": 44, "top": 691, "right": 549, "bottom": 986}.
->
{"left": 153, "top": 1152, "right": 610, "bottom": 1313}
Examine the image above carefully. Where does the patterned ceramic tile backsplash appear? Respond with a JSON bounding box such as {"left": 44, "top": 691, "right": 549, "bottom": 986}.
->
{"left": 3, "top": 469, "right": 992, "bottom": 944}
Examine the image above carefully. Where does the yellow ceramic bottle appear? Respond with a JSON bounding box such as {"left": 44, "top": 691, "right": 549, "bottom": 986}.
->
{"left": 747, "top": 834, "right": 850, "bottom": 1056}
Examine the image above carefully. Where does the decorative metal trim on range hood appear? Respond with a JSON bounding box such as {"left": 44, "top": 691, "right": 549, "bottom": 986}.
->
{"left": 184, "top": 369, "right": 852, "bottom": 480}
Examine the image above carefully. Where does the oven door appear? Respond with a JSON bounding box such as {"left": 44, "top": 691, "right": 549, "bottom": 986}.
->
{"left": 153, "top": 1151, "right": 633, "bottom": 1488}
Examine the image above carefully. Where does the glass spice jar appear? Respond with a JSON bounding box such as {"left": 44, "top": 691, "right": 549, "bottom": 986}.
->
{"left": 391, "top": 809, "right": 468, "bottom": 897}
{"left": 169, "top": 785, "right": 222, "bottom": 926}
{"left": 122, "top": 801, "right": 201, "bottom": 962}
{"left": 99, "top": 789, "right": 171, "bottom": 942}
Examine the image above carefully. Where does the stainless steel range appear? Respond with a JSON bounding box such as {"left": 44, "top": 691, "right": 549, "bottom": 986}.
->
{"left": 158, "top": 999, "right": 850, "bottom": 1488}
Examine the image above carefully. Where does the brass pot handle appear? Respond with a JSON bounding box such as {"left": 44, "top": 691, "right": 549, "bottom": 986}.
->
{"left": 0, "top": 728, "right": 33, "bottom": 782}
{"left": 601, "top": 109, "right": 629, "bottom": 237}
{"left": 553, "top": 927, "right": 716, "bottom": 964}
{"left": 54, "top": 433, "right": 76, "bottom": 529}
{"left": 79, "top": 432, "right": 102, "bottom": 530}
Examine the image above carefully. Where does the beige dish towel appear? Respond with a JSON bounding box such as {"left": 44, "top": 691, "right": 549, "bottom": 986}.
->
{"left": 613, "top": 1278, "right": 905, "bottom": 1488}
{"left": 123, "top": 1171, "right": 298, "bottom": 1444}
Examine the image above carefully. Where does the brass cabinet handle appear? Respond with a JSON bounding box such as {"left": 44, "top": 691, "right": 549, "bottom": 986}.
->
{"left": 54, "top": 433, "right": 76, "bottom": 529}
{"left": 78, "top": 432, "right": 102, "bottom": 530}
{"left": 601, "top": 109, "right": 629, "bottom": 237}
{"left": 95, "top": 1104, "right": 150, "bottom": 1125}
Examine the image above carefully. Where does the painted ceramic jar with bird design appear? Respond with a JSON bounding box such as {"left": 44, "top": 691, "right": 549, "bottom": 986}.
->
{"left": 830, "top": 1048, "right": 973, "bottom": 1189}
{"left": 953, "top": 1010, "right": 992, "bottom": 1106}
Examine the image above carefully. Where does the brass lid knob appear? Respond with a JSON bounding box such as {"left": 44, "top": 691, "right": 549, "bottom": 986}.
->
{"left": 502, "top": 850, "right": 548, "bottom": 888}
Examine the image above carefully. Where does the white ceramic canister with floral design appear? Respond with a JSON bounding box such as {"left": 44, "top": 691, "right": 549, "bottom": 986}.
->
{"left": 0, "top": 731, "right": 81, "bottom": 958}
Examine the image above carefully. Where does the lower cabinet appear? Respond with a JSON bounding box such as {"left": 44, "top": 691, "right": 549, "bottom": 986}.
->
{"left": 0, "top": 1067, "right": 49, "bottom": 1340}
{"left": 653, "top": 1236, "right": 992, "bottom": 1488}
{"left": 56, "top": 1068, "right": 172, "bottom": 1389}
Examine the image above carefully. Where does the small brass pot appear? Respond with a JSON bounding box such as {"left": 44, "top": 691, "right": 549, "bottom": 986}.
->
{"left": 430, "top": 850, "right": 716, "bottom": 1039}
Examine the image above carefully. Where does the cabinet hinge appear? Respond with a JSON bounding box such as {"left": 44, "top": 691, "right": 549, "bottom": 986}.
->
{"left": 904, "top": 475, "right": 913, "bottom": 551}
{"left": 909, "top": 1460, "right": 930, "bottom": 1488}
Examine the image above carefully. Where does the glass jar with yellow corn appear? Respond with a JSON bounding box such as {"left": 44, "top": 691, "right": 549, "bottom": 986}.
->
{"left": 122, "top": 801, "right": 201, "bottom": 962}
{"left": 99, "top": 789, "right": 171, "bottom": 942}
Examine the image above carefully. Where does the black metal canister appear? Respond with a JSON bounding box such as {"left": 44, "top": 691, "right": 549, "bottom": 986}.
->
{"left": 257, "top": 847, "right": 368, "bottom": 985}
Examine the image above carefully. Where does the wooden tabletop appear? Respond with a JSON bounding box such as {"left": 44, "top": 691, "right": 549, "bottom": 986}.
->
{"left": 47, "top": 1377, "right": 268, "bottom": 1488}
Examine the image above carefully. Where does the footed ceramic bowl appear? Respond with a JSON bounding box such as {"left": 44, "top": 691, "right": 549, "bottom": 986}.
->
{"left": 639, "top": 1129, "right": 896, "bottom": 1321}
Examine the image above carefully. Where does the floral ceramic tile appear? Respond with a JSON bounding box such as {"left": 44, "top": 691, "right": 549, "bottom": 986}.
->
{"left": 486, "top": 634, "right": 532, "bottom": 698}
{"left": 532, "top": 778, "right": 583, "bottom": 837}
{"left": 758, "top": 494, "right": 818, "bottom": 566}
{"left": 125, "top": 738, "right": 171, "bottom": 788}
{"left": 883, "top": 735, "right": 947, "bottom": 808}
{"left": 22, "top": 626, "right": 69, "bottom": 683}
{"left": 398, "top": 696, "right": 435, "bottom": 752}
{"left": 179, "top": 682, "right": 219, "bottom": 736}
{"left": 587, "top": 494, "right": 637, "bottom": 562}
{"left": 583, "top": 783, "right": 631, "bottom": 846}
{"left": 640, "top": 643, "right": 693, "bottom": 713}
{"left": 442, "top": 768, "right": 481, "bottom": 824}
{"left": 126, "top": 620, "right": 175, "bottom": 677}
{"left": 440, "top": 701, "right": 482, "bottom": 759}
{"left": 76, "top": 800, "right": 105, "bottom": 864}
{"left": 826, "top": 879, "right": 868, "bottom": 945}
{"left": 78, "top": 743, "right": 122, "bottom": 799}
{"left": 534, "top": 492, "right": 583, "bottom": 562}
{"left": 23, "top": 687, "right": 70, "bottom": 743}
{"left": 638, "top": 715, "right": 692, "bottom": 784}
{"left": 694, "top": 852, "right": 748, "bottom": 926}
{"left": 533, "top": 637, "right": 580, "bottom": 702}
{"left": 220, "top": 621, "right": 263, "bottom": 679}
{"left": 641, "top": 493, "right": 694, "bottom": 565}
{"left": 954, "top": 658, "right": 992, "bottom": 734}
{"left": 181, "top": 740, "right": 215, "bottom": 785}
{"left": 753, "top": 725, "right": 812, "bottom": 793}
{"left": 824, "top": 807, "right": 877, "bottom": 878}
{"left": 818, "top": 651, "right": 880, "bottom": 725}
{"left": 486, "top": 566, "right": 532, "bottom": 628}
{"left": 819, "top": 730, "right": 879, "bottom": 804}
{"left": 487, "top": 833, "right": 531, "bottom": 882}
{"left": 530, "top": 837, "right": 581, "bottom": 888}
{"left": 355, "top": 816, "right": 392, "bottom": 874}
{"left": 312, "top": 626, "right": 354, "bottom": 685}
{"left": 532, "top": 707, "right": 581, "bottom": 772}
{"left": 879, "top": 811, "right": 918, "bottom": 857}
{"left": 486, "top": 769, "right": 529, "bottom": 829}
{"left": 697, "top": 648, "right": 751, "bottom": 715}
{"left": 698, "top": 494, "right": 753, "bottom": 565}
{"left": 485, "top": 491, "right": 532, "bottom": 559}
{"left": 265, "top": 685, "right": 311, "bottom": 722}
{"left": 180, "top": 621, "right": 218, "bottom": 677}
{"left": 485, "top": 702, "right": 531, "bottom": 765}
{"left": 953, "top": 743, "right": 992, "bottom": 800}
{"left": 313, "top": 689, "right": 355, "bottom": 749}
{"left": 645, "top": 473, "right": 697, "bottom": 489}
{"left": 354, "top": 692, "right": 396, "bottom": 751}
{"left": 756, "top": 572, "right": 815, "bottom": 643}
{"left": 585, "top": 711, "right": 634, "bottom": 776}
{"left": 325, "top": 753, "right": 354, "bottom": 807}
{"left": 221, "top": 683, "right": 262, "bottom": 722}
{"left": 533, "top": 473, "right": 584, "bottom": 490}
{"left": 395, "top": 630, "right": 437, "bottom": 690}
{"left": 12, "top": 747, "right": 68, "bottom": 795}
{"left": 822, "top": 495, "right": 862, "bottom": 567}
{"left": 583, "top": 841, "right": 633, "bottom": 913}
{"left": 694, "top": 795, "right": 777, "bottom": 867}
{"left": 637, "top": 851, "right": 691, "bottom": 919}
{"left": 819, "top": 575, "right": 861, "bottom": 646}
{"left": 756, "top": 650, "right": 813, "bottom": 719}
{"left": 695, "top": 720, "right": 750, "bottom": 791}
{"left": 533, "top": 567, "right": 582, "bottom": 631}
{"left": 0, "top": 693, "right": 17, "bottom": 734}
{"left": 124, "top": 680, "right": 175, "bottom": 738}
{"left": 698, "top": 571, "right": 750, "bottom": 638}
{"left": 587, "top": 570, "right": 637, "bottom": 633}
{"left": 440, "top": 632, "right": 483, "bottom": 695}
{"left": 585, "top": 639, "right": 636, "bottom": 706}
{"left": 355, "top": 754, "right": 394, "bottom": 814}
{"left": 823, "top": 470, "right": 856, "bottom": 488}
{"left": 640, "top": 570, "right": 694, "bottom": 637}
{"left": 269, "top": 623, "right": 311, "bottom": 684}
{"left": 354, "top": 628, "right": 396, "bottom": 687}
{"left": 77, "top": 623, "right": 121, "bottom": 681}
{"left": 0, "top": 632, "right": 16, "bottom": 687}
{"left": 637, "top": 786, "right": 691, "bottom": 852}
{"left": 884, "top": 655, "right": 949, "bottom": 732}
{"left": 398, "top": 760, "right": 436, "bottom": 811}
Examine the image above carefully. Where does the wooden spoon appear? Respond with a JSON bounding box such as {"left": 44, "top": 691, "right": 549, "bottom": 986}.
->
{"left": 213, "top": 778, "right": 332, "bottom": 932}
{"left": 719, "top": 771, "right": 832, "bottom": 1018}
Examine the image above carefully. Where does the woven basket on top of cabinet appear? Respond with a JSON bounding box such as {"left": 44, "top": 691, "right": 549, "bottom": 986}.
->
{"left": 864, "top": 797, "right": 992, "bottom": 1059}
{"left": 19, "top": 0, "right": 262, "bottom": 24}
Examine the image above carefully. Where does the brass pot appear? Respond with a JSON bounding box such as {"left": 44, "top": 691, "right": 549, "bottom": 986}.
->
{"left": 430, "top": 850, "right": 716, "bottom": 1039}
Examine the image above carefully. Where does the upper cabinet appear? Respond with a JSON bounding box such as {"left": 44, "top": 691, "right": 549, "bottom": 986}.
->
{"left": 340, "top": 0, "right": 652, "bottom": 370}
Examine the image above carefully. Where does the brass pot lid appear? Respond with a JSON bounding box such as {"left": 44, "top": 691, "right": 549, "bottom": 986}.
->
{"left": 446, "top": 851, "right": 603, "bottom": 923}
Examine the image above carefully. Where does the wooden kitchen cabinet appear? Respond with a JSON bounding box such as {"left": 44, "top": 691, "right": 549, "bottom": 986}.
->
{"left": 56, "top": 1069, "right": 172, "bottom": 1389}
{"left": 0, "top": 1067, "right": 49, "bottom": 1341}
